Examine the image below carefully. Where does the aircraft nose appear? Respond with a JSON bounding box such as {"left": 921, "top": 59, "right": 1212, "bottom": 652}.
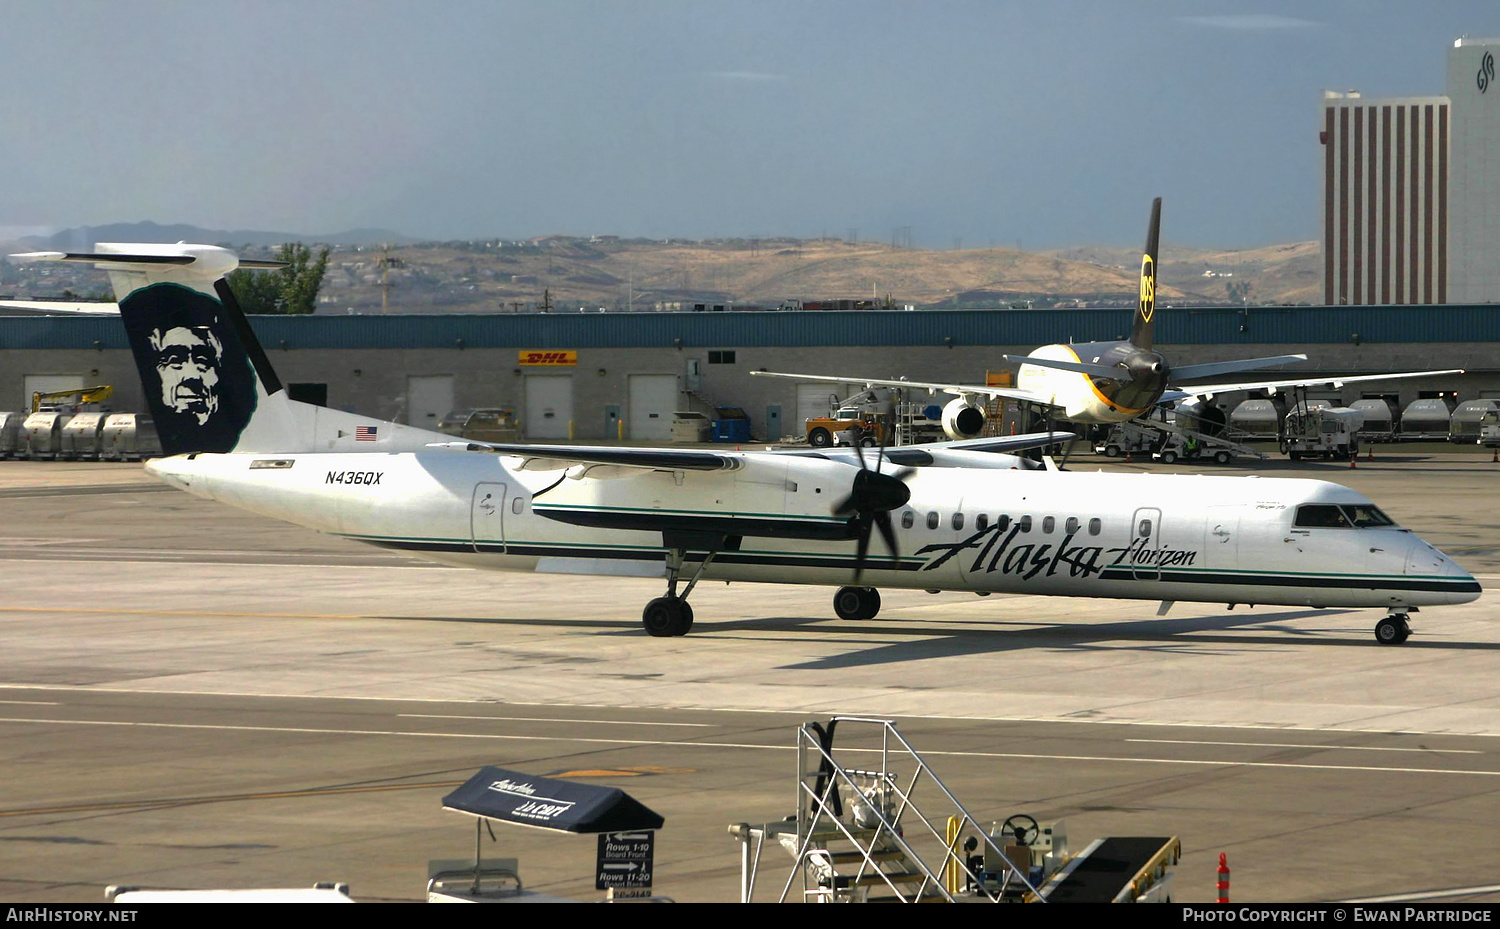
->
{"left": 1405, "top": 536, "right": 1483, "bottom": 603}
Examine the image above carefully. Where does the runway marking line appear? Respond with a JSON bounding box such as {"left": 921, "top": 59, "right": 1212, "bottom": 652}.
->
{"left": 0, "top": 716, "right": 1497, "bottom": 780}
{"left": 1127, "top": 738, "right": 1482, "bottom": 755}
{"left": 0, "top": 606, "right": 367, "bottom": 620}
{"left": 1344, "top": 883, "right": 1500, "bottom": 903}
{"left": 0, "top": 780, "right": 466, "bottom": 818}
{"left": 5, "top": 684, "right": 1500, "bottom": 742}
{"left": 399, "top": 714, "right": 714, "bottom": 727}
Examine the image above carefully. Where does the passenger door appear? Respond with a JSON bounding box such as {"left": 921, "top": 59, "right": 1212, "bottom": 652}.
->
{"left": 1201, "top": 505, "right": 1240, "bottom": 573}
{"left": 1130, "top": 507, "right": 1163, "bottom": 580}
{"left": 471, "top": 482, "right": 508, "bottom": 554}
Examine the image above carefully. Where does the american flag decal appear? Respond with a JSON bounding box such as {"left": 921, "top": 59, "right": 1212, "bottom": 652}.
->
{"left": 355, "top": 426, "right": 378, "bottom": 442}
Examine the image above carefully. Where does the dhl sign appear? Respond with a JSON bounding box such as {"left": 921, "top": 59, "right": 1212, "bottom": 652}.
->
{"left": 519, "top": 350, "right": 578, "bottom": 366}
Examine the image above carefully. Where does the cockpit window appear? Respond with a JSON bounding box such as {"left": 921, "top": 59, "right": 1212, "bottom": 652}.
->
{"left": 1342, "top": 504, "right": 1396, "bottom": 528}
{"left": 1294, "top": 504, "right": 1352, "bottom": 528}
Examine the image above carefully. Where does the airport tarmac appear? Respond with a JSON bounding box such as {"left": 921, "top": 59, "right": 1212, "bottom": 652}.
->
{"left": 1, "top": 450, "right": 1499, "bottom": 903}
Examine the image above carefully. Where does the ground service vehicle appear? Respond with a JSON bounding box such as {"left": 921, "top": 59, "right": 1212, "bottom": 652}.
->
{"left": 807, "top": 408, "right": 889, "bottom": 447}
{"left": 1281, "top": 407, "right": 1363, "bottom": 460}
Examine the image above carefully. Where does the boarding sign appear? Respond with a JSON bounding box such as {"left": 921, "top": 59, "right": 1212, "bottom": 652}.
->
{"left": 596, "top": 831, "right": 655, "bottom": 890}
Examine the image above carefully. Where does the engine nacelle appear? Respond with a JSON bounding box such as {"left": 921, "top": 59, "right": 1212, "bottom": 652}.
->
{"left": 941, "top": 397, "right": 986, "bottom": 440}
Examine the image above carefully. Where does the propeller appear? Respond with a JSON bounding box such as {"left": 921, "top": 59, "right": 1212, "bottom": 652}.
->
{"left": 831, "top": 399, "right": 912, "bottom": 583}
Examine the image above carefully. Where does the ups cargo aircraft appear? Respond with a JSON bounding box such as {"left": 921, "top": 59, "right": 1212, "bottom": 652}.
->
{"left": 10, "top": 243, "right": 1479, "bottom": 644}
{"left": 751, "top": 198, "right": 1461, "bottom": 435}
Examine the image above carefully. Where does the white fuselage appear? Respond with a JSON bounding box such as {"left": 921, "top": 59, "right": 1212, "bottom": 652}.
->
{"left": 146, "top": 449, "right": 1480, "bottom": 612}
{"left": 1015, "top": 344, "right": 1151, "bottom": 424}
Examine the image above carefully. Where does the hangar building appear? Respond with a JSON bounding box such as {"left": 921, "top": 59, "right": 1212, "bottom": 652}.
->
{"left": 0, "top": 306, "right": 1487, "bottom": 441}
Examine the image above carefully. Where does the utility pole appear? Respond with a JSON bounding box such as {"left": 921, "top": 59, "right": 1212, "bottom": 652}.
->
{"left": 377, "top": 245, "right": 404, "bottom": 314}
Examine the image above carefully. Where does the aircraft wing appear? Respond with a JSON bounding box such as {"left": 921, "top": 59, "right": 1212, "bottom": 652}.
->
{"left": 430, "top": 430, "right": 1074, "bottom": 473}
{"left": 1159, "top": 368, "right": 1466, "bottom": 404}
{"left": 747, "top": 369, "right": 1055, "bottom": 405}
{"left": 426, "top": 442, "right": 744, "bottom": 472}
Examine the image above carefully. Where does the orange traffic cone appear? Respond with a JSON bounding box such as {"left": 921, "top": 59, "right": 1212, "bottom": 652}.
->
{"left": 1217, "top": 853, "right": 1230, "bottom": 904}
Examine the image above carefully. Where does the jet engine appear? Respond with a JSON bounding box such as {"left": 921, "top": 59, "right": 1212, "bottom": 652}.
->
{"left": 941, "top": 397, "right": 986, "bottom": 440}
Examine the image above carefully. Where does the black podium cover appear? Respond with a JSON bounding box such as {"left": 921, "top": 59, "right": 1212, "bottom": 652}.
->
{"left": 442, "top": 767, "right": 664, "bottom": 834}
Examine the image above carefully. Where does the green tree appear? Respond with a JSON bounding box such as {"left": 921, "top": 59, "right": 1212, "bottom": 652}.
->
{"left": 224, "top": 242, "right": 330, "bottom": 314}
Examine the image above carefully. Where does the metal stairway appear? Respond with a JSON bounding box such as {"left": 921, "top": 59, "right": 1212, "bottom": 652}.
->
{"left": 729, "top": 716, "right": 1042, "bottom": 903}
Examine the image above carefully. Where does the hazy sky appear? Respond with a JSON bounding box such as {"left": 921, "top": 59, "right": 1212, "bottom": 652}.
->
{"left": 3, "top": 1, "right": 1496, "bottom": 248}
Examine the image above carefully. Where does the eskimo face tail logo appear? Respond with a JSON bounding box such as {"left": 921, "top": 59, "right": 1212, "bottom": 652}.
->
{"left": 1480, "top": 51, "right": 1495, "bottom": 94}
{"left": 1138, "top": 254, "right": 1156, "bottom": 323}
{"left": 149, "top": 325, "right": 222, "bottom": 423}
{"left": 119, "top": 283, "right": 257, "bottom": 456}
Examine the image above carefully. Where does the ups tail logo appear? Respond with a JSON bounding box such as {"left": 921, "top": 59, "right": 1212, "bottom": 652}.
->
{"left": 1138, "top": 255, "right": 1156, "bottom": 323}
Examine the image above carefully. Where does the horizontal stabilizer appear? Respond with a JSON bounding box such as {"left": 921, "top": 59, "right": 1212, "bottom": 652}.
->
{"left": 1002, "top": 354, "right": 1128, "bottom": 379}
{"left": 9, "top": 244, "right": 285, "bottom": 277}
{"left": 10, "top": 251, "right": 195, "bottom": 265}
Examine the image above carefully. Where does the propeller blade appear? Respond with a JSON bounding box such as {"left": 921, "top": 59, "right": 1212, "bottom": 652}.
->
{"left": 852, "top": 513, "right": 873, "bottom": 584}
{"left": 874, "top": 510, "right": 899, "bottom": 562}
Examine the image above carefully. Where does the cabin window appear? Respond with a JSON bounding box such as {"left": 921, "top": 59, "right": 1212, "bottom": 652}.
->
{"left": 1088, "top": 518, "right": 1101, "bottom": 536}
{"left": 1018, "top": 515, "right": 1032, "bottom": 532}
{"left": 1065, "top": 517, "right": 1079, "bottom": 534}
{"left": 511, "top": 496, "right": 527, "bottom": 515}
{"left": 1342, "top": 505, "right": 1396, "bottom": 528}
{"left": 901, "top": 510, "right": 914, "bottom": 529}
{"left": 1137, "top": 518, "right": 1152, "bottom": 538}
{"left": 976, "top": 514, "right": 989, "bottom": 531}
{"left": 952, "top": 513, "right": 965, "bottom": 530}
{"left": 927, "top": 511, "right": 940, "bottom": 530}
{"left": 997, "top": 515, "right": 1011, "bottom": 532}
{"left": 1295, "top": 504, "right": 1352, "bottom": 528}
{"left": 1042, "top": 516, "right": 1055, "bottom": 534}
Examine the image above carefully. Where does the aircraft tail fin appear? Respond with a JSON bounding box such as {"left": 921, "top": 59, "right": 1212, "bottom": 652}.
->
{"left": 1129, "top": 197, "right": 1161, "bottom": 351}
{"left": 8, "top": 243, "right": 441, "bottom": 457}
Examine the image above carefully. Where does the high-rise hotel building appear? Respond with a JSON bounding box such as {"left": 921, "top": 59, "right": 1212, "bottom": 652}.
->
{"left": 1322, "top": 38, "right": 1500, "bottom": 304}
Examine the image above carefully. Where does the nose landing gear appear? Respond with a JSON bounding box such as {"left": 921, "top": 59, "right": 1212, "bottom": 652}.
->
{"left": 1375, "top": 610, "right": 1412, "bottom": 645}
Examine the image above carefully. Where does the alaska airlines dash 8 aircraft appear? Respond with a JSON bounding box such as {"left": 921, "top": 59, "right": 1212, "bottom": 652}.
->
{"left": 9, "top": 243, "right": 1480, "bottom": 645}
{"left": 751, "top": 198, "right": 1462, "bottom": 437}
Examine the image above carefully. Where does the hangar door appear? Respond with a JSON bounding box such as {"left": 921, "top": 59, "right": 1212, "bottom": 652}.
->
{"left": 24, "top": 375, "right": 84, "bottom": 410}
{"left": 525, "top": 375, "right": 574, "bottom": 439}
{"left": 629, "top": 374, "right": 679, "bottom": 441}
{"left": 795, "top": 383, "right": 854, "bottom": 429}
{"left": 407, "top": 375, "right": 454, "bottom": 430}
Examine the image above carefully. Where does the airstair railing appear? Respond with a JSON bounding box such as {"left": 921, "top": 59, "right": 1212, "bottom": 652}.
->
{"left": 770, "top": 716, "right": 1043, "bottom": 903}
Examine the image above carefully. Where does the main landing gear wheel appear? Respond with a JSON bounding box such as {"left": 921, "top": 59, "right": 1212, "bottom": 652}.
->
{"left": 833, "top": 586, "right": 881, "bottom": 620}
{"left": 643, "top": 597, "right": 693, "bottom": 637}
{"left": 1375, "top": 614, "right": 1411, "bottom": 645}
